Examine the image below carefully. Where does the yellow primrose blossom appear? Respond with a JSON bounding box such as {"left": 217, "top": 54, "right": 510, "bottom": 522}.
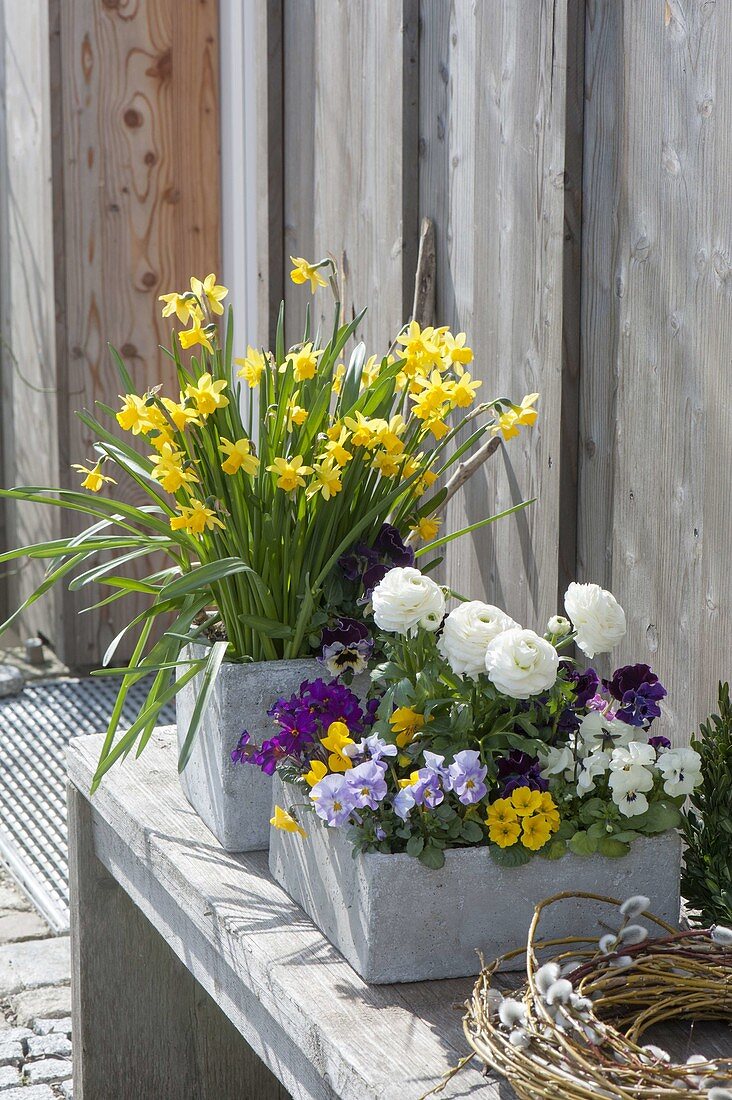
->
{"left": 285, "top": 392, "right": 308, "bottom": 431}
{"left": 389, "top": 706, "right": 425, "bottom": 748}
{"left": 537, "top": 791, "right": 561, "bottom": 831}
{"left": 322, "top": 427, "right": 352, "bottom": 466}
{"left": 185, "top": 373, "right": 229, "bottom": 416}
{"left": 285, "top": 342, "right": 323, "bottom": 382}
{"left": 372, "top": 450, "right": 401, "bottom": 478}
{"left": 161, "top": 396, "right": 200, "bottom": 432}
{"left": 485, "top": 799, "right": 519, "bottom": 829}
{"left": 440, "top": 331, "right": 473, "bottom": 367}
{"left": 116, "top": 394, "right": 150, "bottom": 435}
{"left": 304, "top": 760, "right": 328, "bottom": 787}
{"left": 510, "top": 787, "right": 544, "bottom": 817}
{"left": 235, "top": 347, "right": 267, "bottom": 388}
{"left": 219, "top": 437, "right": 259, "bottom": 477}
{"left": 169, "top": 499, "right": 225, "bottom": 537}
{"left": 488, "top": 818, "right": 522, "bottom": 848}
{"left": 410, "top": 515, "right": 441, "bottom": 542}
{"left": 71, "top": 461, "right": 116, "bottom": 493}
{"left": 320, "top": 721, "right": 354, "bottom": 772}
{"left": 520, "top": 813, "right": 553, "bottom": 851}
{"left": 450, "top": 371, "right": 482, "bottom": 408}
{"left": 266, "top": 455, "right": 312, "bottom": 492}
{"left": 270, "top": 805, "right": 307, "bottom": 838}
{"left": 179, "top": 308, "right": 214, "bottom": 354}
{"left": 332, "top": 362, "right": 346, "bottom": 395}
{"left": 149, "top": 442, "right": 199, "bottom": 494}
{"left": 190, "top": 273, "right": 228, "bottom": 316}
{"left": 306, "top": 458, "right": 342, "bottom": 501}
{"left": 289, "top": 255, "right": 328, "bottom": 293}
{"left": 159, "top": 291, "right": 196, "bottom": 324}
{"left": 360, "top": 354, "right": 381, "bottom": 388}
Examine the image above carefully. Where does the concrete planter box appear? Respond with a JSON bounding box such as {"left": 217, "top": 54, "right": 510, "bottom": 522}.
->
{"left": 176, "top": 649, "right": 319, "bottom": 852}
{"left": 270, "top": 776, "right": 682, "bottom": 984}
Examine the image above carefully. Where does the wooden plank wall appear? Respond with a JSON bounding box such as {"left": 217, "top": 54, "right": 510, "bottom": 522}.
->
{"left": 579, "top": 0, "right": 732, "bottom": 744}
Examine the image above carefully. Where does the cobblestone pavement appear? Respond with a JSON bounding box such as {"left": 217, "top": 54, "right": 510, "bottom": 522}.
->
{"left": 0, "top": 869, "right": 72, "bottom": 1099}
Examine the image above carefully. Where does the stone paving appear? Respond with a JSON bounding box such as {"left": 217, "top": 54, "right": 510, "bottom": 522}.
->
{"left": 0, "top": 869, "right": 72, "bottom": 1099}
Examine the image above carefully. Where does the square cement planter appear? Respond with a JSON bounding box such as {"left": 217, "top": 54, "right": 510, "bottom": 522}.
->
{"left": 176, "top": 649, "right": 320, "bottom": 852}
{"left": 269, "top": 777, "right": 682, "bottom": 984}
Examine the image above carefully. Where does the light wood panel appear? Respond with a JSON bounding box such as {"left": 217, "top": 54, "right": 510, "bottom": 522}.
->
{"left": 579, "top": 0, "right": 732, "bottom": 744}
{"left": 419, "top": 0, "right": 569, "bottom": 629}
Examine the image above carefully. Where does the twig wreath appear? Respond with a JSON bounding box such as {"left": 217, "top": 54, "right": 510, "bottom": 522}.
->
{"left": 429, "top": 891, "right": 732, "bottom": 1100}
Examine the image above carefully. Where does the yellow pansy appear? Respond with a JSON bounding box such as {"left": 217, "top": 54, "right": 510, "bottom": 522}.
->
{"left": 179, "top": 308, "right": 214, "bottom": 354}
{"left": 488, "top": 818, "right": 522, "bottom": 848}
{"left": 450, "top": 371, "right": 482, "bottom": 408}
{"left": 219, "top": 437, "right": 259, "bottom": 477}
{"left": 116, "top": 394, "right": 150, "bottom": 435}
{"left": 320, "top": 721, "right": 354, "bottom": 772}
{"left": 410, "top": 515, "right": 441, "bottom": 543}
{"left": 304, "top": 760, "right": 328, "bottom": 787}
{"left": 520, "top": 814, "right": 553, "bottom": 851}
{"left": 266, "top": 455, "right": 313, "bottom": 492}
{"left": 306, "top": 458, "right": 342, "bottom": 501}
{"left": 149, "top": 442, "right": 199, "bottom": 494}
{"left": 510, "top": 787, "right": 544, "bottom": 817}
{"left": 161, "top": 396, "right": 200, "bottom": 432}
{"left": 235, "top": 347, "right": 267, "bottom": 388}
{"left": 440, "top": 331, "right": 473, "bottom": 367}
{"left": 289, "top": 255, "right": 328, "bottom": 293}
{"left": 159, "top": 291, "right": 195, "bottom": 324}
{"left": 190, "top": 273, "right": 228, "bottom": 316}
{"left": 285, "top": 342, "right": 323, "bottom": 382}
{"left": 389, "top": 706, "right": 425, "bottom": 748}
{"left": 322, "top": 427, "right": 352, "bottom": 466}
{"left": 71, "top": 461, "right": 116, "bottom": 493}
{"left": 270, "top": 805, "right": 307, "bottom": 838}
{"left": 331, "top": 362, "right": 346, "bottom": 395}
{"left": 169, "top": 499, "right": 225, "bottom": 537}
{"left": 185, "top": 373, "right": 229, "bottom": 416}
{"left": 285, "top": 391, "right": 308, "bottom": 431}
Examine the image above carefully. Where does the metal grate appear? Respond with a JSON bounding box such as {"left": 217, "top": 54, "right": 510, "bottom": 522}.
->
{"left": 0, "top": 676, "right": 175, "bottom": 931}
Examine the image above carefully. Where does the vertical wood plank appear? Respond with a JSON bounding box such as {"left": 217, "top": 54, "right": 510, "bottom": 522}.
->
{"left": 255, "top": 0, "right": 284, "bottom": 350}
{"left": 419, "top": 0, "right": 568, "bottom": 629}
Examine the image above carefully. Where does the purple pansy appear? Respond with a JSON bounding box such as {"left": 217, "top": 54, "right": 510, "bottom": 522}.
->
{"left": 374, "top": 523, "right": 414, "bottom": 567}
{"left": 411, "top": 769, "right": 444, "bottom": 810}
{"left": 310, "top": 773, "right": 357, "bottom": 827}
{"left": 447, "top": 750, "right": 488, "bottom": 805}
{"left": 495, "top": 750, "right": 548, "bottom": 796}
{"left": 348, "top": 732, "right": 398, "bottom": 764}
{"left": 320, "top": 617, "right": 374, "bottom": 677}
{"left": 346, "top": 760, "right": 388, "bottom": 810}
{"left": 393, "top": 787, "right": 416, "bottom": 821}
{"left": 649, "top": 734, "right": 671, "bottom": 751}
{"left": 562, "top": 664, "right": 600, "bottom": 708}
{"left": 604, "top": 664, "right": 666, "bottom": 728}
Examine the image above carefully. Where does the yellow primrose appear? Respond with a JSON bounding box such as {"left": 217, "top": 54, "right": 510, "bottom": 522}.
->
{"left": 149, "top": 442, "right": 199, "bottom": 494}
{"left": 485, "top": 799, "right": 519, "bottom": 828}
{"left": 537, "top": 792, "right": 561, "bottom": 830}
{"left": 116, "top": 394, "right": 150, "bottom": 435}
{"left": 510, "top": 787, "right": 544, "bottom": 817}
{"left": 161, "top": 396, "right": 200, "bottom": 432}
{"left": 235, "top": 347, "right": 267, "bottom": 388}
{"left": 410, "top": 515, "right": 441, "bottom": 543}
{"left": 320, "top": 721, "right": 354, "bottom": 772}
{"left": 488, "top": 818, "right": 521, "bottom": 848}
{"left": 219, "top": 437, "right": 259, "bottom": 477}
{"left": 322, "top": 427, "right": 352, "bottom": 467}
{"left": 190, "top": 273, "right": 228, "bottom": 316}
{"left": 159, "top": 291, "right": 196, "bottom": 324}
{"left": 169, "top": 499, "right": 225, "bottom": 537}
{"left": 306, "top": 458, "right": 342, "bottom": 501}
{"left": 179, "top": 308, "right": 214, "bottom": 354}
{"left": 360, "top": 354, "right": 381, "bottom": 389}
{"left": 185, "top": 373, "right": 229, "bottom": 416}
{"left": 289, "top": 255, "right": 328, "bottom": 293}
{"left": 520, "top": 814, "right": 553, "bottom": 851}
{"left": 71, "top": 461, "right": 116, "bottom": 493}
{"left": 440, "top": 331, "right": 474, "bottom": 367}
{"left": 270, "top": 805, "right": 307, "bottom": 838}
{"left": 450, "top": 371, "right": 482, "bottom": 408}
{"left": 389, "top": 706, "right": 425, "bottom": 748}
{"left": 304, "top": 760, "right": 328, "bottom": 787}
{"left": 285, "top": 392, "right": 308, "bottom": 431}
{"left": 285, "top": 342, "right": 323, "bottom": 383}
{"left": 266, "top": 455, "right": 313, "bottom": 492}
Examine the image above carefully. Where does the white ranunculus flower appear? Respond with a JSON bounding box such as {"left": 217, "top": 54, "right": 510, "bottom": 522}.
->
{"left": 564, "top": 581, "right": 626, "bottom": 658}
{"left": 437, "top": 600, "right": 518, "bottom": 677}
{"left": 656, "top": 747, "right": 702, "bottom": 796}
{"left": 546, "top": 615, "right": 571, "bottom": 638}
{"left": 485, "top": 628, "right": 559, "bottom": 700}
{"left": 371, "top": 566, "right": 445, "bottom": 636}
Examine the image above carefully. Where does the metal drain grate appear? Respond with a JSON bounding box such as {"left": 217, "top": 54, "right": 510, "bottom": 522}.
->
{"left": 0, "top": 676, "right": 176, "bottom": 931}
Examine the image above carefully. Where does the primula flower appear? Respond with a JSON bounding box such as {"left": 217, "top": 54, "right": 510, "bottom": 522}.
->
{"left": 448, "top": 750, "right": 488, "bottom": 805}
{"left": 72, "top": 461, "right": 116, "bottom": 493}
{"left": 320, "top": 721, "right": 355, "bottom": 772}
{"left": 169, "top": 499, "right": 225, "bottom": 537}
{"left": 306, "top": 458, "right": 342, "bottom": 500}
{"left": 159, "top": 291, "right": 196, "bottom": 324}
{"left": 488, "top": 818, "right": 521, "bottom": 848}
{"left": 510, "top": 787, "right": 544, "bottom": 817}
{"left": 285, "top": 342, "right": 323, "bottom": 382}
{"left": 297, "top": 678, "right": 365, "bottom": 731}
{"left": 185, "top": 373, "right": 229, "bottom": 415}
{"left": 520, "top": 813, "right": 553, "bottom": 850}
{"left": 320, "top": 617, "right": 373, "bottom": 677}
{"left": 289, "top": 256, "right": 328, "bottom": 293}
{"left": 230, "top": 730, "right": 252, "bottom": 763}
{"left": 410, "top": 516, "right": 441, "bottom": 542}
{"left": 235, "top": 347, "right": 267, "bottom": 388}
{"left": 179, "top": 309, "right": 214, "bottom": 354}
{"left": 266, "top": 455, "right": 313, "bottom": 492}
{"left": 270, "top": 805, "right": 306, "bottom": 838}
{"left": 219, "top": 437, "right": 258, "bottom": 477}
{"left": 149, "top": 442, "right": 199, "bottom": 494}
{"left": 345, "top": 760, "right": 388, "bottom": 810}
{"left": 190, "top": 273, "right": 228, "bottom": 315}
{"left": 389, "top": 706, "right": 425, "bottom": 747}
{"left": 310, "top": 773, "right": 356, "bottom": 826}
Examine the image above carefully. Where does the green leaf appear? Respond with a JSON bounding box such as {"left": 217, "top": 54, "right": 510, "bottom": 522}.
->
{"left": 638, "top": 801, "right": 682, "bottom": 835}
{"left": 177, "top": 640, "right": 229, "bottom": 772}
{"left": 598, "top": 837, "right": 630, "bottom": 858}
{"left": 238, "top": 613, "right": 294, "bottom": 640}
{"left": 418, "top": 843, "right": 445, "bottom": 870}
{"left": 461, "top": 820, "right": 484, "bottom": 843}
{"left": 159, "top": 559, "right": 254, "bottom": 601}
{"left": 490, "top": 844, "right": 532, "bottom": 868}
{"left": 406, "top": 835, "right": 425, "bottom": 858}
{"left": 540, "top": 839, "right": 568, "bottom": 861}
{"left": 414, "top": 499, "right": 535, "bottom": 556}
{"left": 568, "top": 831, "right": 598, "bottom": 856}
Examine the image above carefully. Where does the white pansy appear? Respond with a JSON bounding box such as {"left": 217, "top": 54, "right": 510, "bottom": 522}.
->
{"left": 576, "top": 751, "right": 610, "bottom": 795}
{"left": 437, "top": 600, "right": 518, "bottom": 678}
{"left": 485, "top": 628, "right": 559, "bottom": 700}
{"left": 371, "top": 567, "right": 445, "bottom": 636}
{"left": 564, "top": 581, "right": 626, "bottom": 658}
{"left": 656, "top": 747, "right": 702, "bottom": 796}
{"left": 579, "top": 710, "right": 634, "bottom": 753}
{"left": 609, "top": 741, "right": 656, "bottom": 772}
{"left": 547, "top": 615, "right": 571, "bottom": 638}
{"left": 539, "top": 744, "right": 575, "bottom": 779}
{"left": 609, "top": 763, "right": 654, "bottom": 816}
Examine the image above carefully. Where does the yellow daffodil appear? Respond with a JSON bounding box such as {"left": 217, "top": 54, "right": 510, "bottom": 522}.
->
{"left": 331, "top": 362, "right": 346, "bottom": 395}
{"left": 304, "top": 760, "right": 328, "bottom": 787}
{"left": 159, "top": 291, "right": 196, "bottom": 324}
{"left": 161, "top": 396, "right": 200, "bottom": 432}
{"left": 320, "top": 721, "right": 354, "bottom": 772}
{"left": 440, "top": 331, "right": 473, "bottom": 367}
{"left": 414, "top": 468, "right": 438, "bottom": 497}
{"left": 520, "top": 814, "right": 553, "bottom": 851}
{"left": 514, "top": 392, "right": 539, "bottom": 426}
{"left": 178, "top": 306, "right": 214, "bottom": 354}
{"left": 510, "top": 787, "right": 544, "bottom": 817}
{"left": 185, "top": 373, "right": 229, "bottom": 416}
{"left": 306, "top": 458, "right": 342, "bottom": 501}
{"left": 266, "top": 455, "right": 313, "bottom": 492}
{"left": 374, "top": 414, "right": 406, "bottom": 455}
{"left": 372, "top": 450, "right": 401, "bottom": 478}
{"left": 190, "top": 273, "right": 228, "bottom": 315}
{"left": 450, "top": 371, "right": 482, "bottom": 408}
{"left": 410, "top": 515, "right": 441, "bottom": 542}
{"left": 491, "top": 408, "right": 520, "bottom": 440}
{"left": 396, "top": 320, "right": 442, "bottom": 374}
{"left": 322, "top": 427, "right": 352, "bottom": 467}
{"left": 116, "top": 394, "right": 150, "bottom": 435}
{"left": 235, "top": 347, "right": 267, "bottom": 388}
{"left": 488, "top": 818, "right": 522, "bottom": 848}
{"left": 285, "top": 392, "right": 308, "bottom": 431}
{"left": 360, "top": 354, "right": 381, "bottom": 388}
{"left": 270, "top": 805, "right": 307, "bottom": 838}
{"left": 169, "top": 499, "right": 225, "bottom": 536}
{"left": 344, "top": 411, "right": 378, "bottom": 448}
{"left": 490, "top": 394, "right": 539, "bottom": 440}
{"left": 219, "top": 437, "right": 259, "bottom": 477}
{"left": 289, "top": 255, "right": 328, "bottom": 293}
{"left": 149, "top": 442, "right": 199, "bottom": 494}
{"left": 389, "top": 706, "right": 425, "bottom": 748}
{"left": 424, "top": 411, "right": 450, "bottom": 440}
{"left": 284, "top": 342, "right": 323, "bottom": 382}
{"left": 71, "top": 461, "right": 116, "bottom": 493}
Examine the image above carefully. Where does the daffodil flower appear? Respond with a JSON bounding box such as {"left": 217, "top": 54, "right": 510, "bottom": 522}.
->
{"left": 159, "top": 291, "right": 195, "bottom": 324}
{"left": 161, "top": 396, "right": 200, "bottom": 432}
{"left": 306, "top": 458, "right": 342, "bottom": 501}
{"left": 116, "top": 394, "right": 150, "bottom": 435}
{"left": 219, "top": 437, "right": 259, "bottom": 477}
{"left": 185, "top": 373, "right": 229, "bottom": 416}
{"left": 322, "top": 427, "right": 352, "bottom": 466}
{"left": 289, "top": 255, "right": 328, "bottom": 293}
{"left": 71, "top": 461, "right": 116, "bottom": 493}
{"left": 190, "top": 273, "right": 228, "bottom": 316}
{"left": 284, "top": 342, "right": 323, "bottom": 382}
{"left": 169, "top": 499, "right": 225, "bottom": 537}
{"left": 149, "top": 442, "right": 199, "bottom": 494}
{"left": 235, "top": 346, "right": 267, "bottom": 388}
{"left": 179, "top": 309, "right": 214, "bottom": 354}
{"left": 266, "top": 455, "right": 313, "bottom": 492}
{"left": 410, "top": 515, "right": 441, "bottom": 543}
{"left": 440, "top": 330, "right": 474, "bottom": 367}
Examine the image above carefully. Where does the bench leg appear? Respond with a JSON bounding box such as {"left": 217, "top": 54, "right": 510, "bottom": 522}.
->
{"left": 68, "top": 782, "right": 290, "bottom": 1100}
